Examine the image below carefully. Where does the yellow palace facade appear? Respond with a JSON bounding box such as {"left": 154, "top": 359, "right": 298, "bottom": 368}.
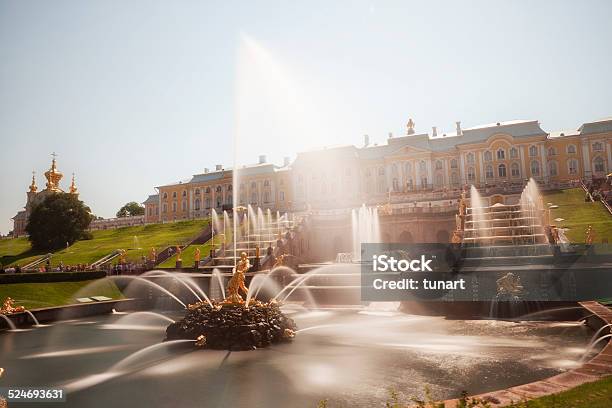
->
{"left": 143, "top": 116, "right": 612, "bottom": 223}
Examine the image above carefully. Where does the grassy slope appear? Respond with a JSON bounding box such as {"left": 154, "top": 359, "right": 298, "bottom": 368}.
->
{"left": 509, "top": 375, "right": 612, "bottom": 408}
{"left": 0, "top": 279, "right": 123, "bottom": 309}
{"left": 0, "top": 219, "right": 209, "bottom": 267}
{"left": 158, "top": 232, "right": 229, "bottom": 267}
{"left": 543, "top": 188, "right": 612, "bottom": 243}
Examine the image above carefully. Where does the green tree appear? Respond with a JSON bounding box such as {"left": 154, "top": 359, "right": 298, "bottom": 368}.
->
{"left": 116, "top": 201, "right": 145, "bottom": 218}
{"left": 26, "top": 193, "right": 93, "bottom": 250}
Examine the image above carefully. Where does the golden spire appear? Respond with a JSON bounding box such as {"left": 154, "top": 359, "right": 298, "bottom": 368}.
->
{"left": 44, "top": 152, "right": 63, "bottom": 191}
{"left": 29, "top": 171, "right": 37, "bottom": 193}
{"left": 69, "top": 173, "right": 78, "bottom": 194}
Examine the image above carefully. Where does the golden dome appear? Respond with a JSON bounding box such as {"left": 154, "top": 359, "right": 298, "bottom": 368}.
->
{"left": 44, "top": 153, "right": 63, "bottom": 191}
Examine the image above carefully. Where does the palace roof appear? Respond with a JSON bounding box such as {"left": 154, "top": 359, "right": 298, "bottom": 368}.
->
{"left": 142, "top": 194, "right": 159, "bottom": 204}
{"left": 578, "top": 117, "right": 612, "bottom": 135}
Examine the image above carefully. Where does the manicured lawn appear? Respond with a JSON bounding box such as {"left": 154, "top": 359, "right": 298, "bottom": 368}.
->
{"left": 0, "top": 219, "right": 209, "bottom": 268}
{"left": 508, "top": 375, "right": 612, "bottom": 408}
{"left": 158, "top": 233, "right": 225, "bottom": 268}
{"left": 543, "top": 188, "right": 612, "bottom": 243}
{"left": 0, "top": 279, "right": 123, "bottom": 309}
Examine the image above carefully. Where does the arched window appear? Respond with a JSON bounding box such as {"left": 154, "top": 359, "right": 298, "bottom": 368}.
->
{"left": 195, "top": 188, "right": 200, "bottom": 196}
{"left": 548, "top": 161, "right": 558, "bottom": 177}
{"left": 496, "top": 149, "right": 505, "bottom": 160}
{"left": 162, "top": 203, "right": 168, "bottom": 213}
{"left": 450, "top": 158, "right": 458, "bottom": 169}
{"left": 172, "top": 191, "right": 177, "bottom": 198}
{"left": 511, "top": 162, "right": 520, "bottom": 178}
{"left": 547, "top": 147, "right": 557, "bottom": 156}
{"left": 205, "top": 187, "right": 211, "bottom": 194}
{"left": 435, "top": 160, "right": 443, "bottom": 170}
{"left": 216, "top": 196, "right": 222, "bottom": 207}
{"left": 181, "top": 200, "right": 187, "bottom": 211}
{"left": 466, "top": 153, "right": 475, "bottom": 164}
{"left": 250, "top": 193, "right": 258, "bottom": 204}
{"left": 264, "top": 180, "right": 270, "bottom": 187}
{"left": 510, "top": 147, "right": 518, "bottom": 158}
{"left": 568, "top": 159, "right": 579, "bottom": 175}
{"left": 467, "top": 167, "right": 475, "bottom": 181}
{"left": 529, "top": 145, "right": 538, "bottom": 157}
{"left": 498, "top": 164, "right": 507, "bottom": 178}
{"left": 530, "top": 160, "right": 541, "bottom": 176}
{"left": 227, "top": 184, "right": 232, "bottom": 191}
{"left": 419, "top": 161, "right": 427, "bottom": 172}
{"left": 194, "top": 198, "right": 201, "bottom": 210}
{"left": 484, "top": 151, "right": 492, "bottom": 162}
{"left": 163, "top": 192, "right": 168, "bottom": 199}
{"left": 593, "top": 142, "right": 604, "bottom": 152}
{"left": 172, "top": 202, "right": 177, "bottom": 212}
{"left": 594, "top": 156, "right": 605, "bottom": 172}
{"left": 450, "top": 172, "right": 459, "bottom": 185}
{"left": 182, "top": 190, "right": 187, "bottom": 197}
{"left": 485, "top": 165, "right": 494, "bottom": 179}
{"left": 226, "top": 195, "right": 233, "bottom": 205}
{"left": 205, "top": 198, "right": 211, "bottom": 208}
{"left": 567, "top": 144, "right": 576, "bottom": 154}
{"left": 216, "top": 186, "right": 222, "bottom": 193}
{"left": 435, "top": 174, "right": 443, "bottom": 186}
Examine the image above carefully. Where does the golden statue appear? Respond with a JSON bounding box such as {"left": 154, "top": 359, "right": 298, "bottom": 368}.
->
{"left": 194, "top": 247, "right": 201, "bottom": 263}
{"left": 223, "top": 252, "right": 250, "bottom": 304}
{"left": 273, "top": 254, "right": 287, "bottom": 269}
{"left": 0, "top": 367, "right": 5, "bottom": 408}
{"left": 451, "top": 229, "right": 462, "bottom": 244}
{"left": 585, "top": 225, "right": 596, "bottom": 245}
{"left": 1, "top": 297, "right": 25, "bottom": 314}
{"left": 149, "top": 247, "right": 157, "bottom": 262}
{"left": 496, "top": 273, "right": 524, "bottom": 297}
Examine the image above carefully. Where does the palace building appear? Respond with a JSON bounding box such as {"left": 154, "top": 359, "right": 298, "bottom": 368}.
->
{"left": 12, "top": 155, "right": 79, "bottom": 237}
{"left": 143, "top": 116, "right": 612, "bottom": 224}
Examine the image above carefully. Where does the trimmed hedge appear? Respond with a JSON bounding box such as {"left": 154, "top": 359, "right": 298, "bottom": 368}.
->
{"left": 0, "top": 270, "right": 106, "bottom": 284}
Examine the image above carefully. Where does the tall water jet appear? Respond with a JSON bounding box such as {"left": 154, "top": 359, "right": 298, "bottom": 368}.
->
{"left": 351, "top": 204, "right": 381, "bottom": 261}
{"left": 519, "top": 178, "right": 546, "bottom": 242}
{"left": 469, "top": 185, "right": 489, "bottom": 240}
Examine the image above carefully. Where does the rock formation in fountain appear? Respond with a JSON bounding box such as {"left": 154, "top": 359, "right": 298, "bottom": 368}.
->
{"left": 165, "top": 252, "right": 297, "bottom": 350}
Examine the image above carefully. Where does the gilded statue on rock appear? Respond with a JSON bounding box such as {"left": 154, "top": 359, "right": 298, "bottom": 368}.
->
{"left": 223, "top": 252, "right": 250, "bottom": 304}
{"left": 1, "top": 297, "right": 25, "bottom": 314}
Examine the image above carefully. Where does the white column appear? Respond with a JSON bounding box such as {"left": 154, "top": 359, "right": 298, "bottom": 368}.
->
{"left": 426, "top": 159, "right": 433, "bottom": 188}
{"left": 459, "top": 154, "right": 465, "bottom": 182}
{"left": 540, "top": 143, "right": 548, "bottom": 178}
{"left": 478, "top": 151, "right": 484, "bottom": 184}
{"left": 582, "top": 141, "right": 591, "bottom": 176}
{"left": 443, "top": 159, "right": 448, "bottom": 186}
{"left": 519, "top": 146, "right": 527, "bottom": 178}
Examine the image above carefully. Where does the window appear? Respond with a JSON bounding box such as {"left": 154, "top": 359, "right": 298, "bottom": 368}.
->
{"left": 435, "top": 174, "right": 443, "bottom": 186}
{"left": 529, "top": 145, "right": 538, "bottom": 157}
{"left": 392, "top": 178, "right": 399, "bottom": 191}
{"left": 509, "top": 147, "right": 518, "bottom": 158}
{"left": 567, "top": 144, "right": 576, "bottom": 154}
{"left": 404, "top": 162, "right": 412, "bottom": 175}
{"left": 378, "top": 167, "right": 385, "bottom": 176}
{"left": 377, "top": 180, "right": 386, "bottom": 193}
{"left": 391, "top": 163, "right": 398, "bottom": 175}
{"left": 226, "top": 195, "right": 233, "bottom": 205}
{"left": 484, "top": 151, "right": 492, "bottom": 162}
{"left": 547, "top": 147, "right": 557, "bottom": 156}
{"left": 195, "top": 198, "right": 201, "bottom": 210}
{"left": 593, "top": 142, "right": 604, "bottom": 152}
{"left": 435, "top": 160, "right": 443, "bottom": 170}
{"left": 466, "top": 153, "right": 475, "bottom": 164}
{"left": 511, "top": 163, "right": 520, "bottom": 178}
{"left": 181, "top": 200, "right": 187, "bottom": 211}
{"left": 485, "top": 165, "right": 494, "bottom": 179}
{"left": 172, "top": 202, "right": 177, "bottom": 212}
{"left": 450, "top": 158, "right": 458, "bottom": 169}
{"left": 205, "top": 198, "right": 211, "bottom": 209}
{"left": 182, "top": 190, "right": 187, "bottom": 197}
{"left": 467, "top": 167, "right": 475, "bottom": 181}
{"left": 205, "top": 187, "right": 211, "bottom": 193}
{"left": 264, "top": 180, "right": 270, "bottom": 187}
{"left": 216, "top": 197, "right": 222, "bottom": 207}
{"left": 568, "top": 159, "right": 578, "bottom": 175}
{"left": 162, "top": 203, "right": 168, "bottom": 213}
{"left": 548, "top": 161, "right": 558, "bottom": 177}
{"left": 594, "top": 156, "right": 605, "bottom": 172}
{"left": 419, "top": 161, "right": 427, "bottom": 172}
{"left": 451, "top": 172, "right": 459, "bottom": 185}
{"left": 195, "top": 188, "right": 200, "bottom": 196}
{"left": 172, "top": 191, "right": 177, "bottom": 198}
{"left": 216, "top": 186, "right": 222, "bottom": 193}
{"left": 496, "top": 149, "right": 505, "bottom": 160}
{"left": 148, "top": 207, "right": 152, "bottom": 216}
{"left": 530, "top": 160, "right": 541, "bottom": 176}
{"left": 251, "top": 193, "right": 258, "bottom": 204}
{"left": 280, "top": 191, "right": 285, "bottom": 201}
{"left": 163, "top": 192, "right": 168, "bottom": 199}
{"left": 227, "top": 185, "right": 233, "bottom": 191}
{"left": 498, "top": 164, "right": 507, "bottom": 178}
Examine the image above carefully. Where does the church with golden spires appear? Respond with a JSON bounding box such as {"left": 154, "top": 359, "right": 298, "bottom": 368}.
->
{"left": 11, "top": 153, "right": 79, "bottom": 237}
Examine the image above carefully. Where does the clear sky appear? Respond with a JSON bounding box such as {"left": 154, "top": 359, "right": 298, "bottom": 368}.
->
{"left": 1, "top": 0, "right": 611, "bottom": 234}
